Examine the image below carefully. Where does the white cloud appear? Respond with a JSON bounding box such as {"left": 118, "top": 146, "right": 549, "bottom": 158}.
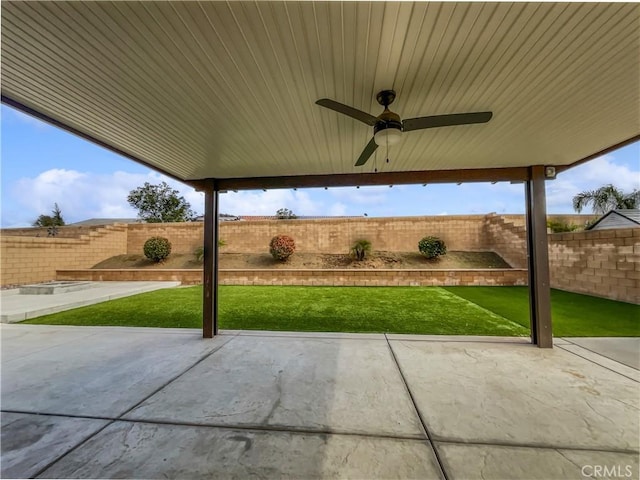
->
{"left": 327, "top": 186, "right": 390, "bottom": 206}
{"left": 8, "top": 169, "right": 205, "bottom": 225}
{"left": 5, "top": 168, "right": 346, "bottom": 225}
{"left": 328, "top": 202, "right": 347, "bottom": 216}
{"left": 4, "top": 150, "right": 637, "bottom": 227}
{"left": 220, "top": 189, "right": 322, "bottom": 216}
{"left": 547, "top": 156, "right": 640, "bottom": 210}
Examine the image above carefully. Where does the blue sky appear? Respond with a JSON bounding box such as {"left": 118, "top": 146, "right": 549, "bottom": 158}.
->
{"left": 2, "top": 105, "right": 638, "bottom": 227}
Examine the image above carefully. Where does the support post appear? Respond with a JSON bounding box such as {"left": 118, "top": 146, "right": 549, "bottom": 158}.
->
{"left": 202, "top": 182, "right": 219, "bottom": 338}
{"left": 525, "top": 165, "right": 553, "bottom": 348}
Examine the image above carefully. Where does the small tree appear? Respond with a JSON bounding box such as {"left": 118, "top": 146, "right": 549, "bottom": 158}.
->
{"left": 127, "top": 182, "right": 196, "bottom": 223}
{"left": 351, "top": 239, "right": 372, "bottom": 261}
{"left": 573, "top": 184, "right": 640, "bottom": 214}
{"left": 33, "top": 203, "right": 65, "bottom": 227}
{"left": 276, "top": 208, "right": 297, "bottom": 220}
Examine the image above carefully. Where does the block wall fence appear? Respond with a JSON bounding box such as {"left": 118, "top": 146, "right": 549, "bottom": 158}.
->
{"left": 548, "top": 228, "right": 639, "bottom": 304}
{"left": 127, "top": 215, "right": 492, "bottom": 255}
{"left": 0, "top": 225, "right": 128, "bottom": 286}
{"left": 2, "top": 214, "right": 636, "bottom": 304}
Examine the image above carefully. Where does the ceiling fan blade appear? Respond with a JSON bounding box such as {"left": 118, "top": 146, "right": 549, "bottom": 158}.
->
{"left": 316, "top": 99, "right": 378, "bottom": 126}
{"left": 403, "top": 111, "right": 493, "bottom": 132}
{"left": 355, "top": 137, "right": 378, "bottom": 166}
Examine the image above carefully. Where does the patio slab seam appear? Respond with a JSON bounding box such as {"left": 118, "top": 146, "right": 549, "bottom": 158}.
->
{"left": 16, "top": 409, "right": 637, "bottom": 454}
{"left": 0, "top": 410, "right": 426, "bottom": 442}
{"left": 114, "top": 333, "right": 240, "bottom": 419}
{"left": 431, "top": 437, "right": 640, "bottom": 455}
{"left": 560, "top": 337, "right": 639, "bottom": 370}
{"left": 555, "top": 344, "right": 639, "bottom": 384}
{"left": 383, "top": 333, "right": 450, "bottom": 480}
{"left": 235, "top": 331, "right": 388, "bottom": 340}
{"left": 385, "top": 335, "right": 531, "bottom": 344}
{"left": 26, "top": 332, "right": 240, "bottom": 478}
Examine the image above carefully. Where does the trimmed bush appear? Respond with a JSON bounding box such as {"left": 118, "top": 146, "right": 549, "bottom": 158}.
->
{"left": 351, "top": 239, "right": 372, "bottom": 261}
{"left": 143, "top": 236, "right": 172, "bottom": 263}
{"left": 418, "top": 236, "right": 447, "bottom": 259}
{"left": 269, "top": 234, "right": 296, "bottom": 261}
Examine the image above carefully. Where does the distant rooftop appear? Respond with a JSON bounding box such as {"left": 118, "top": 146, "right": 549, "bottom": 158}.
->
{"left": 586, "top": 209, "right": 640, "bottom": 230}
{"left": 69, "top": 218, "right": 140, "bottom": 226}
{"left": 237, "top": 215, "right": 364, "bottom": 221}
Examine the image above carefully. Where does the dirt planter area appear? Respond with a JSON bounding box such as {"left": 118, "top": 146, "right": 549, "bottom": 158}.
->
{"left": 56, "top": 251, "right": 527, "bottom": 287}
{"left": 92, "top": 251, "right": 512, "bottom": 270}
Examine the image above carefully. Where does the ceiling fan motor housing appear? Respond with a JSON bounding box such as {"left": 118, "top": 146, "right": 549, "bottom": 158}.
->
{"left": 374, "top": 111, "right": 403, "bottom": 134}
{"left": 374, "top": 108, "right": 403, "bottom": 145}
{"left": 375, "top": 89, "right": 403, "bottom": 142}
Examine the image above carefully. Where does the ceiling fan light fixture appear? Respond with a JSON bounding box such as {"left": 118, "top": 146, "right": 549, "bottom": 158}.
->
{"left": 374, "top": 127, "right": 402, "bottom": 146}
{"left": 315, "top": 90, "right": 492, "bottom": 167}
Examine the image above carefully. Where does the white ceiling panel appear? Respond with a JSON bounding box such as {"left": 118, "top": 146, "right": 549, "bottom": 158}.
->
{"left": 2, "top": 1, "right": 639, "bottom": 183}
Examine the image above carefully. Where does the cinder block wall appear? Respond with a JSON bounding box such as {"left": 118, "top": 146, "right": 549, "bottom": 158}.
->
{"left": 127, "top": 222, "right": 203, "bottom": 255}
{"left": 0, "top": 225, "right": 112, "bottom": 238}
{"left": 484, "top": 214, "right": 527, "bottom": 268}
{"left": 0, "top": 225, "right": 128, "bottom": 286}
{"left": 220, "top": 215, "right": 492, "bottom": 254}
{"left": 125, "top": 215, "right": 490, "bottom": 255}
{"left": 5, "top": 215, "right": 635, "bottom": 305}
{"left": 549, "top": 228, "right": 639, "bottom": 304}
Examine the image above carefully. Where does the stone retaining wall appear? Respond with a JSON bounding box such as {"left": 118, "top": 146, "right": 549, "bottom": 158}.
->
{"left": 56, "top": 268, "right": 527, "bottom": 287}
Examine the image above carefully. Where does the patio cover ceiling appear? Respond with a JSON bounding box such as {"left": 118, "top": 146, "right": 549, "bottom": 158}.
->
{"left": 2, "top": 1, "right": 639, "bottom": 189}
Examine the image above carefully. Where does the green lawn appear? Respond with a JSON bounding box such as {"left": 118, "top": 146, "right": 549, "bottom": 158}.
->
{"left": 22, "top": 286, "right": 639, "bottom": 337}
{"left": 443, "top": 286, "right": 640, "bottom": 337}
{"left": 24, "top": 286, "right": 527, "bottom": 336}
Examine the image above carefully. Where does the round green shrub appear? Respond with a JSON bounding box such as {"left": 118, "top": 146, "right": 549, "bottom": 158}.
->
{"left": 143, "top": 236, "right": 172, "bottom": 263}
{"left": 418, "top": 236, "right": 447, "bottom": 259}
{"left": 269, "top": 234, "right": 296, "bottom": 261}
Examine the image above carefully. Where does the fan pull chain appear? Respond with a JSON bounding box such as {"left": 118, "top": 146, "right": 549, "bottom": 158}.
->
{"left": 386, "top": 134, "right": 390, "bottom": 165}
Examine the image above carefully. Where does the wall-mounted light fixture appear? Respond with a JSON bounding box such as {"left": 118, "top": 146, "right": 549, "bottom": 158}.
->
{"left": 544, "top": 166, "right": 557, "bottom": 179}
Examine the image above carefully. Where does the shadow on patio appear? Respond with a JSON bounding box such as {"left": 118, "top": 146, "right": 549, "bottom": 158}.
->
{"left": 1, "top": 324, "right": 638, "bottom": 479}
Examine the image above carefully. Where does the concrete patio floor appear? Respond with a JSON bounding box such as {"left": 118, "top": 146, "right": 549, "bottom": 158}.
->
{"left": 1, "top": 324, "right": 638, "bottom": 479}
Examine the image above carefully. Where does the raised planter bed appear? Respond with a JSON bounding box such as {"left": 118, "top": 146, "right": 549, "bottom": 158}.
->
{"left": 56, "top": 268, "right": 528, "bottom": 287}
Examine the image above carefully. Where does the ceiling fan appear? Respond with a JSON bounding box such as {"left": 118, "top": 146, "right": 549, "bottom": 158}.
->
{"left": 316, "top": 90, "right": 493, "bottom": 167}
